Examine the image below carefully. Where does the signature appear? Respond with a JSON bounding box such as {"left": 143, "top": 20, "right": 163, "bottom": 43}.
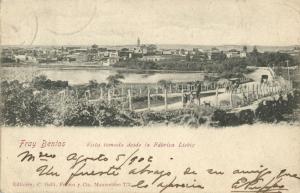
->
{"left": 232, "top": 165, "right": 300, "bottom": 193}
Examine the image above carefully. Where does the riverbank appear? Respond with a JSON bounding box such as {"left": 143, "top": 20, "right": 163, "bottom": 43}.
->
{"left": 1, "top": 62, "right": 206, "bottom": 73}
{"left": 0, "top": 66, "right": 207, "bottom": 85}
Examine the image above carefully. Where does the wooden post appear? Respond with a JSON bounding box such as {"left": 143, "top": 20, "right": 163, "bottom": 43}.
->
{"left": 75, "top": 89, "right": 78, "bottom": 99}
{"left": 130, "top": 85, "right": 133, "bottom": 96}
{"left": 247, "top": 85, "right": 250, "bottom": 101}
{"left": 108, "top": 89, "right": 111, "bottom": 104}
{"left": 252, "top": 84, "right": 255, "bottom": 100}
{"left": 242, "top": 87, "right": 246, "bottom": 105}
{"left": 230, "top": 90, "right": 233, "bottom": 107}
{"left": 256, "top": 84, "right": 259, "bottom": 99}
{"left": 169, "top": 84, "right": 172, "bottom": 93}
{"left": 164, "top": 88, "right": 168, "bottom": 111}
{"left": 100, "top": 88, "right": 103, "bottom": 99}
{"left": 215, "top": 86, "right": 219, "bottom": 107}
{"left": 181, "top": 86, "right": 184, "bottom": 107}
{"left": 128, "top": 89, "right": 132, "bottom": 111}
{"left": 85, "top": 90, "right": 90, "bottom": 100}
{"left": 139, "top": 87, "right": 142, "bottom": 95}
{"left": 121, "top": 86, "right": 124, "bottom": 111}
{"left": 147, "top": 87, "right": 151, "bottom": 110}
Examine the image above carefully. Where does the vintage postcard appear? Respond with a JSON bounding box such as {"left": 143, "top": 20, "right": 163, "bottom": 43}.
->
{"left": 0, "top": 0, "right": 300, "bottom": 193}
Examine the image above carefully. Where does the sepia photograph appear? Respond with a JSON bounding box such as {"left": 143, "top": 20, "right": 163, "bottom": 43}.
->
{"left": 1, "top": 0, "right": 300, "bottom": 193}
{"left": 1, "top": 0, "right": 300, "bottom": 128}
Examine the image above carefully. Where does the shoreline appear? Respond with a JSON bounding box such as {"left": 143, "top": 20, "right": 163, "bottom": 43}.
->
{"left": 1, "top": 63, "right": 209, "bottom": 73}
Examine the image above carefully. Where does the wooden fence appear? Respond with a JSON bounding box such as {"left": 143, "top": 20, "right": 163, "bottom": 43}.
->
{"left": 55, "top": 78, "right": 293, "bottom": 112}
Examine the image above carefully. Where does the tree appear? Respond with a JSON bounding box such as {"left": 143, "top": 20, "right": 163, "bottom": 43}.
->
{"left": 252, "top": 46, "right": 258, "bottom": 54}
{"left": 157, "top": 79, "right": 172, "bottom": 89}
{"left": 106, "top": 73, "right": 125, "bottom": 88}
{"left": 147, "top": 44, "right": 157, "bottom": 55}
{"left": 1, "top": 80, "right": 53, "bottom": 126}
{"left": 88, "top": 80, "right": 99, "bottom": 89}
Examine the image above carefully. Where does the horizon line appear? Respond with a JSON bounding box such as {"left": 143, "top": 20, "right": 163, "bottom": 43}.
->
{"left": 1, "top": 43, "right": 300, "bottom": 47}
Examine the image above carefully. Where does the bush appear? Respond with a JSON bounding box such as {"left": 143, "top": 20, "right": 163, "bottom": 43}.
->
{"left": 140, "top": 111, "right": 166, "bottom": 125}
{"left": 63, "top": 102, "right": 139, "bottom": 127}
{"left": 255, "top": 96, "right": 293, "bottom": 123}
{"left": 32, "top": 75, "right": 68, "bottom": 90}
{"left": 255, "top": 101, "right": 276, "bottom": 122}
{"left": 132, "top": 95, "right": 164, "bottom": 103}
{"left": 211, "top": 109, "right": 226, "bottom": 125}
{"left": 212, "top": 109, "right": 239, "bottom": 126}
{"left": 239, "top": 109, "right": 254, "bottom": 124}
{"left": 1, "top": 80, "right": 53, "bottom": 126}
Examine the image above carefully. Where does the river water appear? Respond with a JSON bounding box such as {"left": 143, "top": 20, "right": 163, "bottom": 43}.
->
{"left": 1, "top": 67, "right": 205, "bottom": 85}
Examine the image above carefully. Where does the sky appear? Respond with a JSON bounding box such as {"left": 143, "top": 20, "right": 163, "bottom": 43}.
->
{"left": 1, "top": 0, "right": 300, "bottom": 46}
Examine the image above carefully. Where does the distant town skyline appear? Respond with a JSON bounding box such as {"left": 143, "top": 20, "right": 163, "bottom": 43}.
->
{"left": 2, "top": 0, "right": 300, "bottom": 46}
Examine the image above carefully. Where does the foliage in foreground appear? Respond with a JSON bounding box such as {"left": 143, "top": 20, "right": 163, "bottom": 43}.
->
{"left": 0, "top": 79, "right": 139, "bottom": 127}
{"left": 0, "top": 77, "right": 298, "bottom": 127}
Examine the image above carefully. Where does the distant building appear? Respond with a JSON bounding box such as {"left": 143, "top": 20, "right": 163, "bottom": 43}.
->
{"left": 140, "top": 45, "right": 148, "bottom": 54}
{"left": 240, "top": 51, "right": 247, "bottom": 58}
{"left": 100, "top": 57, "right": 119, "bottom": 66}
{"left": 129, "top": 45, "right": 142, "bottom": 54}
{"left": 66, "top": 52, "right": 88, "bottom": 62}
{"left": 279, "top": 47, "right": 300, "bottom": 56}
{"left": 107, "top": 50, "right": 118, "bottom": 57}
{"left": 208, "top": 48, "right": 225, "bottom": 60}
{"left": 226, "top": 49, "right": 240, "bottom": 58}
{"left": 162, "top": 50, "right": 172, "bottom": 55}
{"left": 193, "top": 48, "right": 204, "bottom": 53}
{"left": 14, "top": 54, "right": 37, "bottom": 63}
{"left": 1, "top": 49, "right": 15, "bottom": 62}
{"left": 139, "top": 55, "right": 165, "bottom": 62}
{"left": 155, "top": 50, "right": 163, "bottom": 55}
{"left": 145, "top": 44, "right": 157, "bottom": 55}
{"left": 118, "top": 48, "right": 133, "bottom": 60}
{"left": 225, "top": 49, "right": 247, "bottom": 58}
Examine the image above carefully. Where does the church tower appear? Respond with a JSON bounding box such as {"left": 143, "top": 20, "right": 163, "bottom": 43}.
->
{"left": 137, "top": 37, "right": 141, "bottom": 47}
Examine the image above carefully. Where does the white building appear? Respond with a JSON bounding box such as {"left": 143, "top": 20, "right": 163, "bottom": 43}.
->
{"left": 14, "top": 54, "right": 37, "bottom": 63}
{"left": 139, "top": 55, "right": 165, "bottom": 62}
{"left": 226, "top": 49, "right": 247, "bottom": 58}
{"left": 162, "top": 50, "right": 172, "bottom": 55}
{"left": 100, "top": 57, "right": 119, "bottom": 66}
